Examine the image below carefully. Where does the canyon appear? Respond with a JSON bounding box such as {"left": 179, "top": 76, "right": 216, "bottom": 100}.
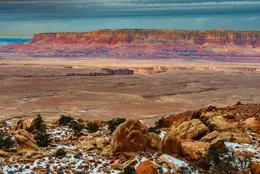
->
{"left": 2, "top": 29, "right": 260, "bottom": 62}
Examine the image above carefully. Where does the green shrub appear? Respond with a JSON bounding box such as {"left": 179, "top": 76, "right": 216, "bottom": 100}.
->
{"left": 123, "top": 166, "right": 136, "bottom": 174}
{"left": 107, "top": 117, "right": 126, "bottom": 133}
{"left": 179, "top": 166, "right": 193, "bottom": 174}
{"left": 59, "top": 115, "right": 74, "bottom": 126}
{"left": 191, "top": 111, "right": 202, "bottom": 119}
{"left": 0, "top": 134, "right": 12, "bottom": 150}
{"left": 77, "top": 119, "right": 84, "bottom": 123}
{"left": 33, "top": 114, "right": 51, "bottom": 147}
{"left": 55, "top": 149, "right": 67, "bottom": 159}
{"left": 155, "top": 117, "right": 166, "bottom": 128}
{"left": 148, "top": 127, "right": 161, "bottom": 134}
{"left": 86, "top": 122, "right": 100, "bottom": 133}
{"left": 199, "top": 142, "right": 247, "bottom": 173}
{"left": 69, "top": 121, "right": 84, "bottom": 136}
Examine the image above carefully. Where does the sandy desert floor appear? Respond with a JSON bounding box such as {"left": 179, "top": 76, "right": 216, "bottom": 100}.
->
{"left": 0, "top": 54, "right": 260, "bottom": 125}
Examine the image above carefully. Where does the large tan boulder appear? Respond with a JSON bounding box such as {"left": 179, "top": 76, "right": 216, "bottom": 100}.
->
{"left": 136, "top": 160, "right": 157, "bottom": 174}
{"left": 111, "top": 119, "right": 149, "bottom": 152}
{"left": 208, "top": 116, "right": 238, "bottom": 131}
{"left": 181, "top": 141, "right": 210, "bottom": 160}
{"left": 201, "top": 131, "right": 251, "bottom": 144}
{"left": 148, "top": 132, "right": 161, "bottom": 150}
{"left": 162, "top": 133, "right": 182, "bottom": 154}
{"left": 169, "top": 119, "right": 208, "bottom": 140}
{"left": 244, "top": 117, "right": 260, "bottom": 133}
{"left": 14, "top": 129, "right": 40, "bottom": 153}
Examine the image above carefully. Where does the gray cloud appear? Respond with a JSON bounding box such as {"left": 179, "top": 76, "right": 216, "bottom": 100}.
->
{"left": 1, "top": 0, "right": 260, "bottom": 36}
{"left": 1, "top": 0, "right": 260, "bottom": 20}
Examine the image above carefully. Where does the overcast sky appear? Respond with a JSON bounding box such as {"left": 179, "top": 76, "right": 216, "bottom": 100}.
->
{"left": 1, "top": 0, "right": 260, "bottom": 37}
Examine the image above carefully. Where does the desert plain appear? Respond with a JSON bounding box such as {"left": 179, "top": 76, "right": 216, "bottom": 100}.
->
{"left": 0, "top": 53, "right": 260, "bottom": 125}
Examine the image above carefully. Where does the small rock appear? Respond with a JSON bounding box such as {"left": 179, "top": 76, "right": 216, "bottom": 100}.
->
{"left": 136, "top": 160, "right": 158, "bottom": 174}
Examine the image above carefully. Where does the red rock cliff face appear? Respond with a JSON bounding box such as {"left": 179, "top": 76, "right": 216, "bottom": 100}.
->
{"left": 31, "top": 29, "right": 260, "bottom": 47}
{"left": 2, "top": 29, "right": 260, "bottom": 62}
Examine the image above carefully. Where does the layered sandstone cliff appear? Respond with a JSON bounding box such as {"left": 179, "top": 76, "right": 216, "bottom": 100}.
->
{"left": 30, "top": 29, "right": 260, "bottom": 47}
{"left": 2, "top": 29, "right": 260, "bottom": 62}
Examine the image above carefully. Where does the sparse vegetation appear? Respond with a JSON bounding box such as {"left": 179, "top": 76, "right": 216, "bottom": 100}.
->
{"left": 148, "top": 127, "right": 161, "bottom": 134}
{"left": 123, "top": 166, "right": 136, "bottom": 174}
{"left": 59, "top": 115, "right": 74, "bottom": 126}
{"left": 55, "top": 149, "right": 67, "bottom": 159}
{"left": 198, "top": 141, "right": 251, "bottom": 174}
{"left": 0, "top": 134, "right": 12, "bottom": 150}
{"left": 34, "top": 114, "right": 51, "bottom": 147}
{"left": 86, "top": 122, "right": 100, "bottom": 133}
{"left": 107, "top": 117, "right": 126, "bottom": 133}
{"left": 155, "top": 117, "right": 166, "bottom": 128}
{"left": 179, "top": 166, "right": 193, "bottom": 174}
{"left": 69, "top": 121, "right": 84, "bottom": 136}
{"left": 191, "top": 111, "right": 202, "bottom": 119}
{"left": 206, "top": 106, "right": 217, "bottom": 112}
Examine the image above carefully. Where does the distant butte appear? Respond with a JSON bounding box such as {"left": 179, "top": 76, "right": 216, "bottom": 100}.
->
{"left": 1, "top": 29, "right": 260, "bottom": 62}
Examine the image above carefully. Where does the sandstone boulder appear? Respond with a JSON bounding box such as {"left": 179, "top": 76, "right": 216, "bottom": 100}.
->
{"left": 148, "top": 132, "right": 161, "bottom": 150}
{"left": 15, "top": 119, "right": 31, "bottom": 130}
{"left": 136, "top": 160, "right": 157, "bottom": 174}
{"left": 201, "top": 131, "right": 251, "bottom": 144}
{"left": 162, "top": 133, "right": 182, "bottom": 154}
{"left": 211, "top": 140, "right": 228, "bottom": 152}
{"left": 111, "top": 119, "right": 149, "bottom": 152}
{"left": 251, "top": 161, "right": 260, "bottom": 174}
{"left": 208, "top": 116, "right": 238, "bottom": 131}
{"left": 78, "top": 137, "right": 109, "bottom": 151}
{"left": 181, "top": 141, "right": 210, "bottom": 160}
{"left": 244, "top": 117, "right": 260, "bottom": 133}
{"left": 169, "top": 119, "right": 208, "bottom": 140}
{"left": 14, "top": 129, "right": 40, "bottom": 153}
{"left": 159, "top": 154, "right": 188, "bottom": 171}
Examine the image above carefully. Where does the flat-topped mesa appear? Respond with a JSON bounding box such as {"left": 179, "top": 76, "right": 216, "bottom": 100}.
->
{"left": 30, "top": 29, "right": 260, "bottom": 47}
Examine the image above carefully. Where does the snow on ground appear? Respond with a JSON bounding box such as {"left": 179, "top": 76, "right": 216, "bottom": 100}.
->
{"left": 159, "top": 131, "right": 166, "bottom": 139}
{"left": 225, "top": 141, "right": 260, "bottom": 162}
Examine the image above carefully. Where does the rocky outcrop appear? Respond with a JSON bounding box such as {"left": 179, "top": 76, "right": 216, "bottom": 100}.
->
{"left": 207, "top": 116, "right": 238, "bottom": 131}
{"left": 201, "top": 131, "right": 251, "bottom": 144}
{"left": 251, "top": 161, "right": 260, "bottom": 174}
{"left": 66, "top": 68, "right": 134, "bottom": 77}
{"left": 14, "top": 129, "right": 40, "bottom": 153}
{"left": 168, "top": 119, "right": 208, "bottom": 140}
{"left": 15, "top": 120, "right": 31, "bottom": 130}
{"left": 162, "top": 133, "right": 182, "bottom": 154}
{"left": 148, "top": 133, "right": 161, "bottom": 150}
{"left": 136, "top": 160, "right": 158, "bottom": 174}
{"left": 111, "top": 119, "right": 149, "bottom": 153}
{"left": 244, "top": 117, "right": 260, "bottom": 133}
{"left": 181, "top": 141, "right": 210, "bottom": 160}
